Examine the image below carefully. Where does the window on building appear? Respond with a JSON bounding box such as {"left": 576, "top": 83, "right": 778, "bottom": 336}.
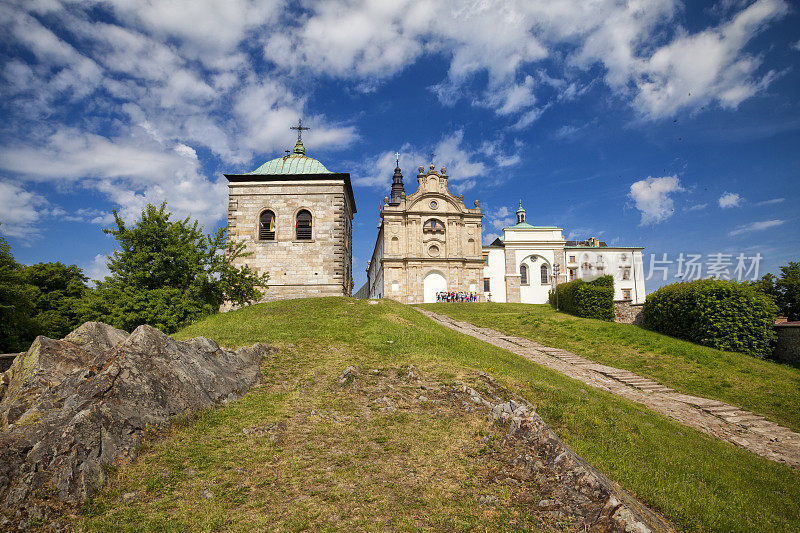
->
{"left": 569, "top": 255, "right": 576, "bottom": 263}
{"left": 295, "top": 210, "right": 312, "bottom": 240}
{"left": 482, "top": 254, "right": 489, "bottom": 265}
{"left": 423, "top": 218, "right": 445, "bottom": 233}
{"left": 483, "top": 277, "right": 490, "bottom": 292}
{"left": 622, "top": 268, "right": 631, "bottom": 280}
{"left": 540, "top": 264, "right": 549, "bottom": 284}
{"left": 520, "top": 264, "right": 528, "bottom": 285}
{"left": 569, "top": 268, "right": 576, "bottom": 281}
{"left": 622, "top": 289, "right": 631, "bottom": 300}
{"left": 259, "top": 210, "right": 276, "bottom": 241}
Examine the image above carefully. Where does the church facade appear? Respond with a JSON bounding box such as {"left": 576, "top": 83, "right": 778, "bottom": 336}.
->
{"left": 482, "top": 203, "right": 646, "bottom": 304}
{"left": 224, "top": 137, "right": 356, "bottom": 303}
{"left": 365, "top": 161, "right": 485, "bottom": 303}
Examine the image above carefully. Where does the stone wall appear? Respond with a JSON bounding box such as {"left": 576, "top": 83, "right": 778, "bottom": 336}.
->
{"left": 226, "top": 178, "right": 354, "bottom": 305}
{"left": 504, "top": 247, "right": 521, "bottom": 303}
{"left": 613, "top": 300, "right": 644, "bottom": 325}
{"left": 773, "top": 324, "right": 800, "bottom": 365}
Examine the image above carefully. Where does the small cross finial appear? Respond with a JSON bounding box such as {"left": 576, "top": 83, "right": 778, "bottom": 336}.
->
{"left": 428, "top": 152, "right": 435, "bottom": 163}
{"left": 394, "top": 152, "right": 400, "bottom": 165}
{"left": 290, "top": 118, "right": 310, "bottom": 142}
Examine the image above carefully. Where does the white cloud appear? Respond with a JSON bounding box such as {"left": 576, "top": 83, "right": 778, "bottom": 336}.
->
{"left": 755, "top": 197, "right": 784, "bottom": 206}
{"left": 482, "top": 232, "right": 500, "bottom": 245}
{"left": 567, "top": 228, "right": 605, "bottom": 240}
{"left": 628, "top": 175, "right": 684, "bottom": 225}
{"left": 685, "top": 203, "right": 708, "bottom": 211}
{"left": 0, "top": 127, "right": 227, "bottom": 230}
{"left": 0, "top": 181, "right": 50, "bottom": 239}
{"left": 96, "top": 0, "right": 283, "bottom": 68}
{"left": 259, "top": 0, "right": 787, "bottom": 123}
{"left": 353, "top": 130, "right": 508, "bottom": 192}
{"left": 729, "top": 219, "right": 784, "bottom": 236}
{"left": 631, "top": 0, "right": 789, "bottom": 118}
{"left": 486, "top": 206, "right": 516, "bottom": 231}
{"left": 718, "top": 191, "right": 743, "bottom": 208}
{"left": 794, "top": 39, "right": 800, "bottom": 51}
{"left": 85, "top": 253, "right": 111, "bottom": 283}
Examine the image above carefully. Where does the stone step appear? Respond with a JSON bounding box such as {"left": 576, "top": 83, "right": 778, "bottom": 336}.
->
{"left": 728, "top": 415, "right": 766, "bottom": 424}
{"left": 705, "top": 405, "right": 740, "bottom": 414}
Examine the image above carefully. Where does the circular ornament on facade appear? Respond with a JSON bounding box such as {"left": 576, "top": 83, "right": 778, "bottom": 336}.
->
{"left": 428, "top": 245, "right": 440, "bottom": 257}
{"left": 429, "top": 200, "right": 438, "bottom": 210}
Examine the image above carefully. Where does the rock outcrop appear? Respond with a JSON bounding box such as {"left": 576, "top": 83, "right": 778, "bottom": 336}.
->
{"left": 0, "top": 322, "right": 270, "bottom": 519}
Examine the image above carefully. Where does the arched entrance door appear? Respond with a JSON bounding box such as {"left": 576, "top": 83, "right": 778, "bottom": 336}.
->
{"left": 423, "top": 270, "right": 447, "bottom": 303}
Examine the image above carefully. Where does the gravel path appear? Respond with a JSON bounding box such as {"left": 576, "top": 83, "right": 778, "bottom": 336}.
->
{"left": 416, "top": 308, "right": 800, "bottom": 469}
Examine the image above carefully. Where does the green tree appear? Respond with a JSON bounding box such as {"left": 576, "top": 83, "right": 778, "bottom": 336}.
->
{"left": 776, "top": 262, "right": 800, "bottom": 321}
{"left": 84, "top": 203, "right": 268, "bottom": 333}
{"left": 21, "top": 262, "right": 90, "bottom": 340}
{"left": 0, "top": 234, "right": 37, "bottom": 352}
{"left": 747, "top": 272, "right": 778, "bottom": 301}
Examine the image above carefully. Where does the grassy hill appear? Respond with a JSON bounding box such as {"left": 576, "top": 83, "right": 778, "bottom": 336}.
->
{"left": 422, "top": 303, "right": 800, "bottom": 433}
{"left": 75, "top": 298, "right": 800, "bottom": 532}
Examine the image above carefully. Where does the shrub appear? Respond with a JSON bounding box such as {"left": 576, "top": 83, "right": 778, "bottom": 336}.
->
{"left": 549, "top": 275, "right": 614, "bottom": 321}
{"left": 643, "top": 279, "right": 777, "bottom": 358}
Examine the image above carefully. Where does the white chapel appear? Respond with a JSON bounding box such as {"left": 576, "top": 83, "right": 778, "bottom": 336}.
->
{"left": 481, "top": 202, "right": 647, "bottom": 304}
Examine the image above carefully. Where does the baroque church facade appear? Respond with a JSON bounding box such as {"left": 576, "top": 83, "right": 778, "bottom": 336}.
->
{"left": 223, "top": 135, "right": 355, "bottom": 304}
{"left": 364, "top": 160, "right": 485, "bottom": 303}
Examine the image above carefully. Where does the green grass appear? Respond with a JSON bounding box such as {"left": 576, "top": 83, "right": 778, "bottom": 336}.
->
{"left": 421, "top": 302, "right": 800, "bottom": 433}
{"left": 74, "top": 298, "right": 800, "bottom": 532}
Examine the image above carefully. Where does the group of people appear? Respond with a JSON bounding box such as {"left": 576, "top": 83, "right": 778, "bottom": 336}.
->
{"left": 435, "top": 291, "right": 478, "bottom": 303}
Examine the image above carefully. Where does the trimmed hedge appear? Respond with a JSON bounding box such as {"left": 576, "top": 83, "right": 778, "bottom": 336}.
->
{"left": 549, "top": 275, "right": 614, "bottom": 320}
{"left": 643, "top": 279, "right": 778, "bottom": 358}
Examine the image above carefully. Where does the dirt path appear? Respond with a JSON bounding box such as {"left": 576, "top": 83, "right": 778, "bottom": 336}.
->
{"left": 416, "top": 308, "right": 800, "bottom": 469}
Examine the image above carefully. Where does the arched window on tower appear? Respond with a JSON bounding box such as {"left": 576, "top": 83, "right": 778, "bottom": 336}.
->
{"left": 259, "top": 210, "right": 275, "bottom": 241}
{"left": 295, "top": 210, "right": 312, "bottom": 240}
{"left": 540, "top": 264, "right": 549, "bottom": 284}
{"left": 520, "top": 264, "right": 528, "bottom": 285}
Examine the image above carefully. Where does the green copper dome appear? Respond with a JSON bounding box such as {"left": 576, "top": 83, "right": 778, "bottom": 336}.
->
{"left": 248, "top": 140, "right": 333, "bottom": 175}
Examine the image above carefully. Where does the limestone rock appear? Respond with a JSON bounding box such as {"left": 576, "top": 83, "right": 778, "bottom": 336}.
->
{"left": 0, "top": 322, "right": 270, "bottom": 517}
{"left": 507, "top": 410, "right": 672, "bottom": 532}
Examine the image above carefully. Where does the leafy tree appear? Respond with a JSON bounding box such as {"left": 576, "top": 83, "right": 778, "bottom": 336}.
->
{"left": 84, "top": 203, "right": 268, "bottom": 333}
{"left": 749, "top": 263, "right": 800, "bottom": 321}
{"left": 747, "top": 272, "right": 778, "bottom": 301}
{"left": 0, "top": 234, "right": 37, "bottom": 352}
{"left": 776, "top": 262, "right": 800, "bottom": 321}
{"left": 21, "top": 262, "right": 90, "bottom": 340}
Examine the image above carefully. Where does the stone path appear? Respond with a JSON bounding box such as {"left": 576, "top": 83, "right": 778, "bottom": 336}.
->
{"left": 416, "top": 308, "right": 800, "bottom": 469}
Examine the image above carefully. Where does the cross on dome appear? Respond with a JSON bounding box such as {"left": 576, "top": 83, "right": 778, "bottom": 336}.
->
{"left": 290, "top": 118, "right": 310, "bottom": 142}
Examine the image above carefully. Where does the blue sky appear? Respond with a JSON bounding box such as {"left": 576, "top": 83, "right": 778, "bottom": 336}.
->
{"left": 0, "top": 0, "right": 798, "bottom": 292}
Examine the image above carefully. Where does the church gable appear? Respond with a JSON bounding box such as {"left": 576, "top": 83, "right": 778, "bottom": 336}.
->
{"left": 404, "top": 164, "right": 473, "bottom": 214}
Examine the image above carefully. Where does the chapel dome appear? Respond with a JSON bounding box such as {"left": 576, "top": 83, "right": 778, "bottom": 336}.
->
{"left": 248, "top": 139, "right": 333, "bottom": 175}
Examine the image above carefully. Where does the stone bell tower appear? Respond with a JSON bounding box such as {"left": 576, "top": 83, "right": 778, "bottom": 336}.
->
{"left": 223, "top": 121, "right": 357, "bottom": 305}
